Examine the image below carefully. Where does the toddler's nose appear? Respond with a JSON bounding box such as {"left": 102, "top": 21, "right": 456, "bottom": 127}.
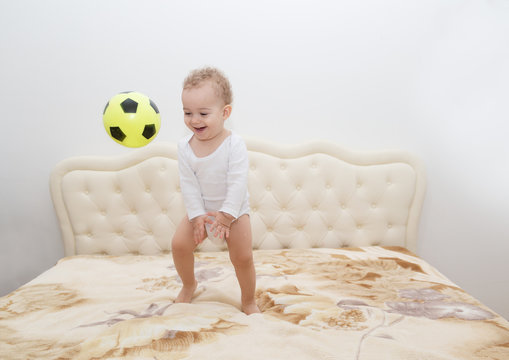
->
{"left": 190, "top": 116, "right": 202, "bottom": 125}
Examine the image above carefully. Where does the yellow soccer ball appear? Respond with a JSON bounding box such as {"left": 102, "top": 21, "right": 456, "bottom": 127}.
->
{"left": 103, "top": 91, "right": 161, "bottom": 147}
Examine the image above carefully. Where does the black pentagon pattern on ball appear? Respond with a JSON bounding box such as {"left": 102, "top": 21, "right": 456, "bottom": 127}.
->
{"left": 120, "top": 98, "right": 138, "bottom": 113}
{"left": 142, "top": 124, "right": 156, "bottom": 139}
{"left": 149, "top": 99, "right": 160, "bottom": 114}
{"left": 110, "top": 127, "right": 126, "bottom": 142}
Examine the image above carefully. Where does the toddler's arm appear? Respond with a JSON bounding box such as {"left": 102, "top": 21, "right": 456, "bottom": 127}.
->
{"left": 178, "top": 142, "right": 206, "bottom": 220}
{"left": 220, "top": 136, "right": 249, "bottom": 218}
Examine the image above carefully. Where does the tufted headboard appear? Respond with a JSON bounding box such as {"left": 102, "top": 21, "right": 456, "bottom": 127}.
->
{"left": 50, "top": 139, "right": 426, "bottom": 256}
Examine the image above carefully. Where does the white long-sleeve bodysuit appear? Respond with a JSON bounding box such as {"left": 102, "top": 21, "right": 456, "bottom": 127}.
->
{"left": 178, "top": 132, "right": 250, "bottom": 223}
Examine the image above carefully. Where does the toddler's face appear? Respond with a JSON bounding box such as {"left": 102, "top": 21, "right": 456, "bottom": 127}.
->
{"left": 182, "top": 81, "right": 230, "bottom": 141}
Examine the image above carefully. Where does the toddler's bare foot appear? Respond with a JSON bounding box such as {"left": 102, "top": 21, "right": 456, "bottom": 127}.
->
{"left": 174, "top": 281, "right": 198, "bottom": 303}
{"left": 241, "top": 300, "right": 261, "bottom": 315}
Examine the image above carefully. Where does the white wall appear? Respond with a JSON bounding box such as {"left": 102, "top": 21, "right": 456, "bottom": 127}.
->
{"left": 1, "top": 0, "right": 508, "bottom": 319}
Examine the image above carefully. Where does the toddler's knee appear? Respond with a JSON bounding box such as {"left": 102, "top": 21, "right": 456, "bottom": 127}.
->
{"left": 230, "top": 252, "right": 253, "bottom": 268}
{"left": 171, "top": 236, "right": 188, "bottom": 253}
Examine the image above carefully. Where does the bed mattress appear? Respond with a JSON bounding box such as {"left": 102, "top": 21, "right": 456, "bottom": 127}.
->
{"left": 1, "top": 246, "right": 508, "bottom": 359}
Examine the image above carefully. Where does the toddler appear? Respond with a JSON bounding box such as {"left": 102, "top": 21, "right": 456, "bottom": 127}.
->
{"left": 171, "top": 67, "right": 260, "bottom": 315}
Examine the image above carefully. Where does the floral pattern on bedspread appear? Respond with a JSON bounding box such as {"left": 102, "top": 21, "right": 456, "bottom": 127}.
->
{"left": 1, "top": 246, "right": 508, "bottom": 359}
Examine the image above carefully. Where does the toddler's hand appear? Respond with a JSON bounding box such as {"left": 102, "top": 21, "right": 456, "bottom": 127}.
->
{"left": 207, "top": 211, "right": 235, "bottom": 240}
{"left": 191, "top": 215, "right": 213, "bottom": 245}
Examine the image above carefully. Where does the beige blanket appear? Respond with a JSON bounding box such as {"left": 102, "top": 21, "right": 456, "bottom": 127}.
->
{"left": 1, "top": 246, "right": 508, "bottom": 359}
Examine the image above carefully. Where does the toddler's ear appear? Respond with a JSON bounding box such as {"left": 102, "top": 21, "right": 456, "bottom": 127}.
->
{"left": 222, "top": 104, "right": 232, "bottom": 120}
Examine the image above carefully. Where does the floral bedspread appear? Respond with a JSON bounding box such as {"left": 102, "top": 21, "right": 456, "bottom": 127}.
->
{"left": 1, "top": 246, "right": 508, "bottom": 359}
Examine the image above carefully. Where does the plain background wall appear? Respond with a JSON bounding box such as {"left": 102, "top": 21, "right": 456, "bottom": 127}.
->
{"left": 1, "top": 0, "right": 508, "bottom": 319}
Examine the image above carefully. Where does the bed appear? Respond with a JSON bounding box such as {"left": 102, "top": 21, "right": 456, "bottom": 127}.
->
{"left": 1, "top": 139, "right": 508, "bottom": 359}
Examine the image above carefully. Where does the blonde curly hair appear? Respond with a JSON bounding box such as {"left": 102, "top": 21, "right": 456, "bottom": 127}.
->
{"left": 183, "top": 67, "right": 233, "bottom": 105}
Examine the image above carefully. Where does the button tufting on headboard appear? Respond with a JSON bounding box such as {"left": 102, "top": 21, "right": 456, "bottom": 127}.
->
{"left": 50, "top": 140, "right": 426, "bottom": 256}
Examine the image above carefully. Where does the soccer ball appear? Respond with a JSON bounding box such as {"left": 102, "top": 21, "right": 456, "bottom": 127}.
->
{"left": 103, "top": 91, "right": 161, "bottom": 148}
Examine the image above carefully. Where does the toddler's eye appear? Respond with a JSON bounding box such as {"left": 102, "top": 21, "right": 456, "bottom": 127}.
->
{"left": 184, "top": 112, "right": 191, "bottom": 116}
{"left": 200, "top": 113, "right": 208, "bottom": 117}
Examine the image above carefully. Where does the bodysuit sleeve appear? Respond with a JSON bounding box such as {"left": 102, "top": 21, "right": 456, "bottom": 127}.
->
{"left": 220, "top": 136, "right": 249, "bottom": 219}
{"left": 178, "top": 142, "right": 206, "bottom": 220}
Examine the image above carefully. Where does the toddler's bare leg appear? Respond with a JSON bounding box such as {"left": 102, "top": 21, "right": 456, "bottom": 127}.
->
{"left": 172, "top": 216, "right": 199, "bottom": 303}
{"left": 227, "top": 215, "right": 260, "bottom": 314}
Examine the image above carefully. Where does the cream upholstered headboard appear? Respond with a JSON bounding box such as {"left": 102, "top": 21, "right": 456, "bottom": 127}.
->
{"left": 50, "top": 139, "right": 426, "bottom": 256}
